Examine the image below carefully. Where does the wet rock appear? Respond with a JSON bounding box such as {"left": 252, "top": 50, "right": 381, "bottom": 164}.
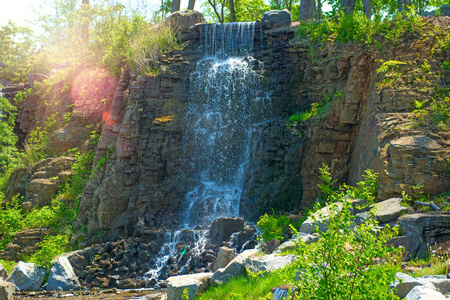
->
{"left": 209, "top": 217, "right": 245, "bottom": 246}
{"left": 260, "top": 239, "right": 280, "bottom": 254}
{"left": 167, "top": 272, "right": 213, "bottom": 300}
{"left": 118, "top": 278, "right": 146, "bottom": 289}
{"left": 7, "top": 261, "right": 46, "bottom": 291}
{"left": 261, "top": 10, "right": 292, "bottom": 29}
{"left": 212, "top": 247, "right": 236, "bottom": 272}
{"left": 210, "top": 249, "right": 257, "bottom": 285}
{"left": 0, "top": 281, "right": 15, "bottom": 300}
{"left": 47, "top": 257, "right": 81, "bottom": 291}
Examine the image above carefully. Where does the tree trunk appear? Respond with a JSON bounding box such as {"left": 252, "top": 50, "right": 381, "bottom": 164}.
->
{"left": 188, "top": 0, "right": 196, "bottom": 9}
{"left": 81, "top": 0, "right": 89, "bottom": 44}
{"left": 398, "top": 0, "right": 411, "bottom": 11}
{"left": 171, "top": 0, "right": 181, "bottom": 13}
{"left": 229, "top": 0, "right": 236, "bottom": 22}
{"left": 340, "top": 0, "right": 356, "bottom": 14}
{"left": 362, "top": 0, "right": 372, "bottom": 18}
{"left": 317, "top": 0, "right": 322, "bottom": 19}
{"left": 299, "top": 0, "right": 315, "bottom": 20}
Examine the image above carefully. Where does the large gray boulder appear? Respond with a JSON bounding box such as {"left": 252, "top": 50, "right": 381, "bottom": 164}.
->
{"left": 243, "top": 254, "right": 297, "bottom": 274}
{"left": 6, "top": 261, "right": 46, "bottom": 291}
{"left": 391, "top": 272, "right": 450, "bottom": 299}
{"left": 261, "top": 10, "right": 291, "bottom": 29}
{"left": 0, "top": 281, "right": 15, "bottom": 300}
{"left": 405, "top": 284, "right": 447, "bottom": 300}
{"left": 210, "top": 249, "right": 257, "bottom": 285}
{"left": 299, "top": 202, "right": 344, "bottom": 234}
{"left": 167, "top": 272, "right": 213, "bottom": 300}
{"left": 46, "top": 256, "right": 81, "bottom": 291}
{"left": 0, "top": 262, "right": 8, "bottom": 280}
{"left": 370, "top": 197, "right": 408, "bottom": 223}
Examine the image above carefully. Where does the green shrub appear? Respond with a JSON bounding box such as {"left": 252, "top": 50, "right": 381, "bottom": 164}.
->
{"left": 0, "top": 195, "right": 24, "bottom": 249}
{"left": 257, "top": 213, "right": 290, "bottom": 242}
{"left": 31, "top": 234, "right": 70, "bottom": 270}
{"left": 291, "top": 182, "right": 399, "bottom": 299}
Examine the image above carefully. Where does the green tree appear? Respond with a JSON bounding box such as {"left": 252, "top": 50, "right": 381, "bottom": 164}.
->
{"left": 0, "top": 21, "right": 36, "bottom": 83}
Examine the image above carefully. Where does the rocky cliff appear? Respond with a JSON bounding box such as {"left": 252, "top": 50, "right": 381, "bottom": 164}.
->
{"left": 10, "top": 15, "right": 450, "bottom": 245}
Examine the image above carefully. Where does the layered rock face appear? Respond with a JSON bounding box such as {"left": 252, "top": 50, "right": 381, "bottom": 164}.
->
{"left": 14, "top": 13, "right": 449, "bottom": 244}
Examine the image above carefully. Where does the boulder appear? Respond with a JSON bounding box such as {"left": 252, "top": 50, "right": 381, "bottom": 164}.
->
{"left": 27, "top": 73, "right": 49, "bottom": 90}
{"left": 397, "top": 214, "right": 450, "bottom": 259}
{"left": 46, "top": 256, "right": 81, "bottom": 291}
{"left": 260, "top": 239, "right": 280, "bottom": 254}
{"left": 405, "top": 284, "right": 446, "bottom": 300}
{"left": 6, "top": 261, "right": 46, "bottom": 291}
{"left": 391, "top": 272, "right": 450, "bottom": 298}
{"left": 210, "top": 249, "right": 257, "bottom": 285}
{"left": 164, "top": 10, "right": 206, "bottom": 33}
{"left": 0, "top": 262, "right": 8, "bottom": 280}
{"left": 243, "top": 254, "right": 297, "bottom": 274}
{"left": 166, "top": 272, "right": 213, "bottom": 300}
{"left": 370, "top": 198, "right": 408, "bottom": 223}
{"left": 441, "top": 5, "right": 450, "bottom": 16}
{"left": 299, "top": 202, "right": 344, "bottom": 234}
{"left": 0, "top": 281, "right": 15, "bottom": 300}
{"left": 208, "top": 217, "right": 245, "bottom": 246}
{"left": 261, "top": 10, "right": 292, "bottom": 29}
{"left": 212, "top": 247, "right": 236, "bottom": 272}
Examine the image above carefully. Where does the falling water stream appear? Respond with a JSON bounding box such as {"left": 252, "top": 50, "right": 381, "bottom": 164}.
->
{"left": 145, "top": 22, "right": 268, "bottom": 282}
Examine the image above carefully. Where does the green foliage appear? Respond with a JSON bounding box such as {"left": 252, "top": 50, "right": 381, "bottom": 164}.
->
{"left": 31, "top": 234, "right": 70, "bottom": 270}
{"left": 317, "top": 163, "right": 337, "bottom": 201}
{"left": 197, "top": 269, "right": 287, "bottom": 299}
{"left": 0, "top": 21, "right": 36, "bottom": 83}
{"left": 181, "top": 288, "right": 190, "bottom": 300}
{"left": 295, "top": 8, "right": 425, "bottom": 49}
{"left": 291, "top": 193, "right": 400, "bottom": 299}
{"left": 412, "top": 87, "right": 450, "bottom": 130}
{"left": 376, "top": 60, "right": 407, "bottom": 89}
{"left": 0, "top": 259, "right": 16, "bottom": 273}
{"left": 0, "top": 97, "right": 25, "bottom": 173}
{"left": 442, "top": 61, "right": 450, "bottom": 70}
{"left": 0, "top": 195, "right": 24, "bottom": 249}
{"left": 257, "top": 213, "right": 290, "bottom": 242}
{"left": 286, "top": 91, "right": 338, "bottom": 128}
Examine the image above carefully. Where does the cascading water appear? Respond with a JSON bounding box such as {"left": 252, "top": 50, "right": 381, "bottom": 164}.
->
{"left": 145, "top": 22, "right": 268, "bottom": 282}
{"left": 183, "top": 22, "right": 268, "bottom": 227}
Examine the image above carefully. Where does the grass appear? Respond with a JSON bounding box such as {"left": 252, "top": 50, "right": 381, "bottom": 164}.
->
{"left": 197, "top": 268, "right": 292, "bottom": 300}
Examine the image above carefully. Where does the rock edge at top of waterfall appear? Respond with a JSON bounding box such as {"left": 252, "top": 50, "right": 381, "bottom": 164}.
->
{"left": 261, "top": 10, "right": 292, "bottom": 29}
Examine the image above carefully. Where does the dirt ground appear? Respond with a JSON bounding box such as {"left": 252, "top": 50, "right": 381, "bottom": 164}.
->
{"left": 14, "top": 289, "right": 167, "bottom": 300}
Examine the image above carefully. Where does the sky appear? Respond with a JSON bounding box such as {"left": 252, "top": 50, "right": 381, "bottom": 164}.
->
{"left": 0, "top": 0, "right": 201, "bottom": 33}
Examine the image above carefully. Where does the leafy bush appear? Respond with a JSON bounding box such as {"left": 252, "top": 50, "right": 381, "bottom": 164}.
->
{"left": 0, "top": 195, "right": 24, "bottom": 249}
{"left": 257, "top": 213, "right": 290, "bottom": 242}
{"left": 31, "top": 234, "right": 70, "bottom": 270}
{"left": 291, "top": 173, "right": 399, "bottom": 299}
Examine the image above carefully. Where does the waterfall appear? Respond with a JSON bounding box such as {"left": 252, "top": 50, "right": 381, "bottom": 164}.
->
{"left": 145, "top": 22, "right": 268, "bottom": 282}
{"left": 182, "top": 22, "right": 269, "bottom": 227}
